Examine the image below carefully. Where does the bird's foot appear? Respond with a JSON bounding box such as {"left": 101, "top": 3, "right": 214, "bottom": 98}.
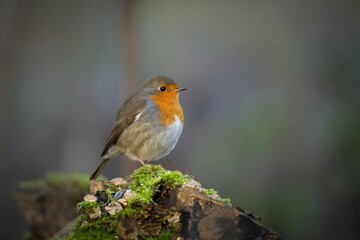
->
{"left": 136, "top": 155, "right": 148, "bottom": 165}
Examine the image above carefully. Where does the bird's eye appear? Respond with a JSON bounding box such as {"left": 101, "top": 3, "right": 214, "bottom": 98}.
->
{"left": 159, "top": 86, "right": 166, "bottom": 92}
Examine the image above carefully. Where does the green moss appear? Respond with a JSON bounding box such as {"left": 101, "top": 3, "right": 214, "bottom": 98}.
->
{"left": 63, "top": 165, "right": 234, "bottom": 239}
{"left": 117, "top": 207, "right": 138, "bottom": 218}
{"left": 203, "top": 188, "right": 217, "bottom": 195}
{"left": 202, "top": 187, "right": 232, "bottom": 205}
{"left": 128, "top": 165, "right": 191, "bottom": 204}
{"left": 65, "top": 215, "right": 118, "bottom": 240}
{"left": 19, "top": 172, "right": 89, "bottom": 197}
{"left": 66, "top": 199, "right": 120, "bottom": 239}
{"left": 20, "top": 172, "right": 89, "bottom": 189}
{"left": 76, "top": 201, "right": 99, "bottom": 213}
{"left": 62, "top": 165, "right": 190, "bottom": 240}
{"left": 219, "top": 197, "right": 232, "bottom": 205}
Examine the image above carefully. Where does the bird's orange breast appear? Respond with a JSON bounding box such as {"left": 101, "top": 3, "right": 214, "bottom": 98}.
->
{"left": 151, "top": 92, "right": 184, "bottom": 126}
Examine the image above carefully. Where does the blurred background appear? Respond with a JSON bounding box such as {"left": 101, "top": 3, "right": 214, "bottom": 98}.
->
{"left": 1, "top": 0, "right": 360, "bottom": 239}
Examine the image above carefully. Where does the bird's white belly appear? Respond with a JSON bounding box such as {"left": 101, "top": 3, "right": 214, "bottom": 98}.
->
{"left": 127, "top": 117, "right": 183, "bottom": 161}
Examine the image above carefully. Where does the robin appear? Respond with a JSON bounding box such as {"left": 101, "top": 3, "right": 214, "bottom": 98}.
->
{"left": 89, "top": 75, "right": 186, "bottom": 180}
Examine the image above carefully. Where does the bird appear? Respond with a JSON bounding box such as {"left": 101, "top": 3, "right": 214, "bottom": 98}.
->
{"left": 89, "top": 75, "right": 186, "bottom": 180}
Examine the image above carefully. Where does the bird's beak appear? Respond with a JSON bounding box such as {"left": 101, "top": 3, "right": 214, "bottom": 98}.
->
{"left": 175, "top": 87, "right": 187, "bottom": 92}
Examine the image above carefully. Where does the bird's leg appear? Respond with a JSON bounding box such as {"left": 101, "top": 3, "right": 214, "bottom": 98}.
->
{"left": 136, "top": 154, "right": 147, "bottom": 165}
{"left": 164, "top": 158, "right": 171, "bottom": 168}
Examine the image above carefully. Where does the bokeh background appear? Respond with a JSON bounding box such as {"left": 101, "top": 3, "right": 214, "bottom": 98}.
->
{"left": 1, "top": 0, "right": 360, "bottom": 239}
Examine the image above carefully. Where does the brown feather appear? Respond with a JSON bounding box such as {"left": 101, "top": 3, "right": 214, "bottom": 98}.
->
{"left": 100, "top": 99, "right": 146, "bottom": 157}
{"left": 89, "top": 157, "right": 111, "bottom": 180}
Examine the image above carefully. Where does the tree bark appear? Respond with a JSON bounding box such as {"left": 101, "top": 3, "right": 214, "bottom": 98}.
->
{"left": 14, "top": 172, "right": 281, "bottom": 240}
{"left": 116, "top": 184, "right": 281, "bottom": 240}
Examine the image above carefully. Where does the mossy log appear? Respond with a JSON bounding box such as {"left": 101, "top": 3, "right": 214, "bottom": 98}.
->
{"left": 14, "top": 173, "right": 89, "bottom": 240}
{"left": 15, "top": 166, "right": 281, "bottom": 240}
{"left": 115, "top": 184, "right": 281, "bottom": 240}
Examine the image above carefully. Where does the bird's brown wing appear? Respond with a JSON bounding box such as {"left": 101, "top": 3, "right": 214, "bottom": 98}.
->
{"left": 101, "top": 98, "right": 146, "bottom": 157}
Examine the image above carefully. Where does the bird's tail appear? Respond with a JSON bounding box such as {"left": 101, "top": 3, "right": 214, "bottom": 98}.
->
{"left": 89, "top": 157, "right": 111, "bottom": 180}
